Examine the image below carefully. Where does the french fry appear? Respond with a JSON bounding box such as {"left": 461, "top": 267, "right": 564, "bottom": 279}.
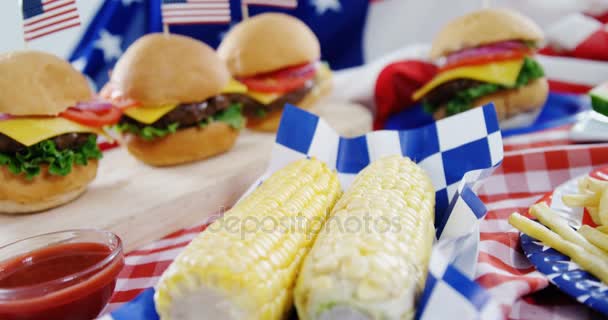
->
{"left": 587, "top": 207, "right": 602, "bottom": 226}
{"left": 579, "top": 225, "right": 608, "bottom": 254}
{"left": 562, "top": 193, "right": 601, "bottom": 208}
{"left": 599, "top": 190, "right": 608, "bottom": 225}
{"left": 597, "top": 225, "right": 608, "bottom": 234}
{"left": 509, "top": 213, "right": 608, "bottom": 284}
{"left": 530, "top": 203, "right": 608, "bottom": 261}
{"left": 587, "top": 177, "right": 608, "bottom": 193}
{"left": 578, "top": 177, "right": 588, "bottom": 193}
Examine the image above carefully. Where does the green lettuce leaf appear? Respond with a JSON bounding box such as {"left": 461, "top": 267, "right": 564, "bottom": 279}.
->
{"left": 116, "top": 122, "right": 180, "bottom": 141}
{"left": 0, "top": 135, "right": 102, "bottom": 180}
{"left": 213, "top": 104, "right": 245, "bottom": 129}
{"left": 119, "top": 104, "right": 245, "bottom": 140}
{"left": 424, "top": 57, "right": 545, "bottom": 116}
{"left": 254, "top": 108, "right": 267, "bottom": 118}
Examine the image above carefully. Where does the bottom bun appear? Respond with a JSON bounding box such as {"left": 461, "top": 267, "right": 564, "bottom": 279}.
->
{"left": 0, "top": 161, "right": 98, "bottom": 214}
{"left": 473, "top": 77, "right": 549, "bottom": 120}
{"left": 247, "top": 69, "right": 333, "bottom": 132}
{"left": 125, "top": 122, "right": 239, "bottom": 167}
{"left": 435, "top": 77, "right": 549, "bottom": 121}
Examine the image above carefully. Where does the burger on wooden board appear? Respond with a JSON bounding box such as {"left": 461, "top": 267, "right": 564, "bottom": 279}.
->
{"left": 413, "top": 8, "right": 549, "bottom": 123}
{"left": 217, "top": 13, "right": 332, "bottom": 132}
{"left": 0, "top": 51, "right": 120, "bottom": 214}
{"left": 101, "top": 34, "right": 245, "bottom": 167}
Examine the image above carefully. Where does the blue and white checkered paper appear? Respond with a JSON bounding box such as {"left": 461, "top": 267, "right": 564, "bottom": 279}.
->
{"left": 102, "top": 103, "right": 504, "bottom": 320}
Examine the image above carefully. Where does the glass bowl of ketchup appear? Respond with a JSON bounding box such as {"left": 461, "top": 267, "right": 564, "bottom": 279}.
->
{"left": 0, "top": 229, "right": 124, "bottom": 320}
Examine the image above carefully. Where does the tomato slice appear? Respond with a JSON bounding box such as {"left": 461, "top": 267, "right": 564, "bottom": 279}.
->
{"left": 60, "top": 107, "right": 122, "bottom": 127}
{"left": 440, "top": 50, "right": 530, "bottom": 72}
{"left": 99, "top": 83, "right": 141, "bottom": 110}
{"left": 239, "top": 63, "right": 317, "bottom": 93}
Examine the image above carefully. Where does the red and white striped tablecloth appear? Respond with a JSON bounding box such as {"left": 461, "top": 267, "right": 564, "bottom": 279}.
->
{"left": 103, "top": 125, "right": 608, "bottom": 319}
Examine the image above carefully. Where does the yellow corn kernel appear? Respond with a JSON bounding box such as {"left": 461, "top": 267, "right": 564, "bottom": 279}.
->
{"left": 295, "top": 156, "right": 435, "bottom": 320}
{"left": 154, "top": 158, "right": 342, "bottom": 320}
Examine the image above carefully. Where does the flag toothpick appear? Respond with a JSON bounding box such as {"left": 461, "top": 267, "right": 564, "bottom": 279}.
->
{"left": 241, "top": 2, "right": 249, "bottom": 20}
{"left": 161, "top": 0, "right": 232, "bottom": 26}
{"left": 19, "top": 0, "right": 28, "bottom": 49}
{"left": 20, "top": 0, "right": 81, "bottom": 44}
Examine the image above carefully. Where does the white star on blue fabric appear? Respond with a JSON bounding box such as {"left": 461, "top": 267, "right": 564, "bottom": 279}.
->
{"left": 94, "top": 30, "right": 122, "bottom": 63}
{"left": 532, "top": 240, "right": 552, "bottom": 252}
{"left": 122, "top": 0, "right": 142, "bottom": 6}
{"left": 310, "top": 0, "right": 341, "bottom": 15}
{"left": 577, "top": 294, "right": 590, "bottom": 303}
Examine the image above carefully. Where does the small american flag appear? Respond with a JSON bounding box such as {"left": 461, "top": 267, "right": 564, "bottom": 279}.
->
{"left": 21, "top": 0, "right": 81, "bottom": 42}
{"left": 161, "top": 0, "right": 231, "bottom": 25}
{"left": 244, "top": 0, "right": 298, "bottom": 9}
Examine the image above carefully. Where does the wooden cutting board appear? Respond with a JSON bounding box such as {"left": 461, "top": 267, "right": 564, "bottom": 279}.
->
{"left": 0, "top": 103, "right": 371, "bottom": 251}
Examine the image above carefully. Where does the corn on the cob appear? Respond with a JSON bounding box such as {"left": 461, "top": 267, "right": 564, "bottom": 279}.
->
{"left": 154, "top": 158, "right": 342, "bottom": 320}
{"left": 294, "top": 155, "right": 435, "bottom": 320}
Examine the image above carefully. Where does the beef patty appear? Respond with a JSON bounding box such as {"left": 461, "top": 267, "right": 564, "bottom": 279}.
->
{"left": 0, "top": 133, "right": 95, "bottom": 154}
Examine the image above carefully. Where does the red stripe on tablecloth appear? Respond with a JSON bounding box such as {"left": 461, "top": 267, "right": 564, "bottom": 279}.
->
{"left": 118, "top": 261, "right": 173, "bottom": 279}
{"left": 111, "top": 288, "right": 152, "bottom": 304}
{"left": 484, "top": 207, "right": 530, "bottom": 220}
{"left": 478, "top": 252, "right": 538, "bottom": 275}
{"left": 479, "top": 231, "right": 520, "bottom": 247}
{"left": 128, "top": 241, "right": 192, "bottom": 256}
{"left": 476, "top": 273, "right": 547, "bottom": 292}
{"left": 479, "top": 192, "right": 543, "bottom": 203}
{"left": 548, "top": 80, "right": 594, "bottom": 94}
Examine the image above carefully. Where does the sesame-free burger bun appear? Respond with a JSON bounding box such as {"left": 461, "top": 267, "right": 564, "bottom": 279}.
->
{"left": 246, "top": 70, "right": 332, "bottom": 132}
{"left": 124, "top": 123, "right": 239, "bottom": 167}
{"left": 435, "top": 78, "right": 549, "bottom": 121}
{"left": 218, "top": 13, "right": 320, "bottom": 77}
{"left": 0, "top": 161, "right": 98, "bottom": 214}
{"left": 111, "top": 33, "right": 230, "bottom": 107}
{"left": 0, "top": 51, "right": 92, "bottom": 116}
{"left": 430, "top": 8, "right": 544, "bottom": 59}
{"left": 473, "top": 77, "right": 548, "bottom": 120}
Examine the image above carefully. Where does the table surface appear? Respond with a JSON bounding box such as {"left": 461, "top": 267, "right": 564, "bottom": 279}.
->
{"left": 0, "top": 102, "right": 372, "bottom": 251}
{"left": 103, "top": 125, "right": 608, "bottom": 320}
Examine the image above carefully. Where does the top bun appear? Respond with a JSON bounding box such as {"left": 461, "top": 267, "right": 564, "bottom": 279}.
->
{"left": 0, "top": 51, "right": 92, "bottom": 116}
{"left": 111, "top": 33, "right": 230, "bottom": 107}
{"left": 218, "top": 13, "right": 320, "bottom": 77}
{"left": 430, "top": 8, "right": 544, "bottom": 59}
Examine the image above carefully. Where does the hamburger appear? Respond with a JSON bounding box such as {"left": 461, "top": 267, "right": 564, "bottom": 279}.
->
{"left": 101, "top": 34, "right": 245, "bottom": 166}
{"left": 0, "top": 51, "right": 118, "bottom": 214}
{"left": 217, "top": 13, "right": 332, "bottom": 132}
{"left": 413, "top": 8, "right": 549, "bottom": 122}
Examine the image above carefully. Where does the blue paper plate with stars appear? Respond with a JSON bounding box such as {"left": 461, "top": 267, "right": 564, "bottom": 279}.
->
{"left": 520, "top": 234, "right": 608, "bottom": 315}
{"left": 520, "top": 168, "right": 608, "bottom": 316}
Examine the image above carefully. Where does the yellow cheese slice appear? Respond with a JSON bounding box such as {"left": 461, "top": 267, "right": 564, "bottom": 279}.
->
{"left": 221, "top": 79, "right": 248, "bottom": 94}
{"left": 249, "top": 91, "right": 282, "bottom": 105}
{"left": 0, "top": 117, "right": 104, "bottom": 147}
{"left": 123, "top": 104, "right": 178, "bottom": 125}
{"left": 412, "top": 59, "right": 525, "bottom": 101}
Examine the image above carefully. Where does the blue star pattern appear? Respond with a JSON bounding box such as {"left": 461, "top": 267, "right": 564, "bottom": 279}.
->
{"left": 520, "top": 233, "right": 608, "bottom": 316}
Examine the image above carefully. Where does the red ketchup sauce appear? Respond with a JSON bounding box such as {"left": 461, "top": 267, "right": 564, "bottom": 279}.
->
{"left": 0, "top": 240, "right": 124, "bottom": 320}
